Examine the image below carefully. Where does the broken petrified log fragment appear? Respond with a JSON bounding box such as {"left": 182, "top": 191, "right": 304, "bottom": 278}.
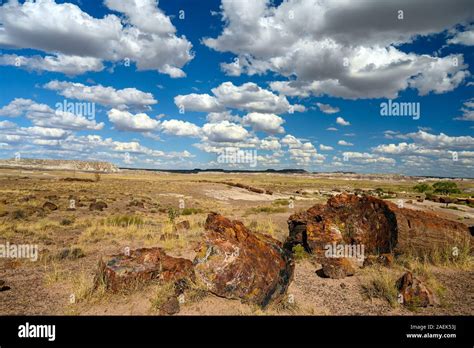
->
{"left": 320, "top": 258, "right": 356, "bottom": 279}
{"left": 285, "top": 193, "right": 472, "bottom": 260}
{"left": 42, "top": 201, "right": 58, "bottom": 211}
{"left": 94, "top": 247, "right": 194, "bottom": 292}
{"left": 174, "top": 220, "right": 190, "bottom": 231}
{"left": 396, "top": 271, "right": 437, "bottom": 307}
{"left": 193, "top": 213, "right": 294, "bottom": 307}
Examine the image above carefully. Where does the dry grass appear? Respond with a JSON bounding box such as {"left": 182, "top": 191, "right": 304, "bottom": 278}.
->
{"left": 398, "top": 237, "right": 473, "bottom": 270}
{"left": 246, "top": 218, "right": 280, "bottom": 239}
{"left": 393, "top": 259, "right": 448, "bottom": 308}
{"left": 43, "top": 261, "right": 68, "bottom": 286}
{"left": 270, "top": 294, "right": 301, "bottom": 314}
{"left": 149, "top": 282, "right": 176, "bottom": 312}
{"left": 360, "top": 267, "right": 400, "bottom": 307}
{"left": 79, "top": 219, "right": 158, "bottom": 245}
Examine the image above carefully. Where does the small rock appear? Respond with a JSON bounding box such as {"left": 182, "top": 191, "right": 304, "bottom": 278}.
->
{"left": 0, "top": 279, "right": 11, "bottom": 292}
{"left": 19, "top": 195, "right": 35, "bottom": 202}
{"left": 175, "top": 220, "right": 190, "bottom": 231}
{"left": 56, "top": 247, "right": 85, "bottom": 260}
{"left": 94, "top": 247, "right": 194, "bottom": 292}
{"left": 128, "top": 200, "right": 145, "bottom": 208}
{"left": 321, "top": 258, "right": 356, "bottom": 279}
{"left": 159, "top": 296, "right": 180, "bottom": 315}
{"left": 89, "top": 201, "right": 108, "bottom": 211}
{"left": 42, "top": 201, "right": 58, "bottom": 211}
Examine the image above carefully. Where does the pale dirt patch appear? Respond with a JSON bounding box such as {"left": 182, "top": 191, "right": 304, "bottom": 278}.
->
{"left": 204, "top": 187, "right": 287, "bottom": 202}
{"left": 389, "top": 198, "right": 474, "bottom": 223}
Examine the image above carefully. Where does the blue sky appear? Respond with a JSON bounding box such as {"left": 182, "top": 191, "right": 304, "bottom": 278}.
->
{"left": 0, "top": 0, "right": 473, "bottom": 177}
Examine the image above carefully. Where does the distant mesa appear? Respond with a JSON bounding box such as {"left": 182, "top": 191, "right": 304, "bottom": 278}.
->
{"left": 0, "top": 158, "right": 119, "bottom": 173}
{"left": 121, "top": 167, "right": 309, "bottom": 174}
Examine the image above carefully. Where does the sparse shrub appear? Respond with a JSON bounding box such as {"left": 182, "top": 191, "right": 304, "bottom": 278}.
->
{"left": 60, "top": 218, "right": 74, "bottom": 226}
{"left": 12, "top": 209, "right": 26, "bottom": 220}
{"left": 292, "top": 244, "right": 309, "bottom": 261}
{"left": 442, "top": 206, "right": 459, "bottom": 210}
{"left": 425, "top": 192, "right": 435, "bottom": 200}
{"left": 247, "top": 206, "right": 287, "bottom": 214}
{"left": 181, "top": 207, "right": 203, "bottom": 215}
{"left": 184, "top": 285, "right": 208, "bottom": 304}
{"left": 272, "top": 199, "right": 290, "bottom": 206}
{"left": 248, "top": 220, "right": 258, "bottom": 230}
{"left": 167, "top": 208, "right": 179, "bottom": 224}
{"left": 94, "top": 173, "right": 101, "bottom": 182}
{"left": 150, "top": 282, "right": 176, "bottom": 311}
{"left": 44, "top": 262, "right": 66, "bottom": 285}
{"left": 55, "top": 247, "right": 85, "bottom": 260}
{"left": 106, "top": 215, "right": 144, "bottom": 227}
{"left": 272, "top": 294, "right": 300, "bottom": 314}
{"left": 361, "top": 270, "right": 399, "bottom": 307}
{"left": 251, "top": 219, "right": 278, "bottom": 238}
{"left": 71, "top": 270, "right": 94, "bottom": 302}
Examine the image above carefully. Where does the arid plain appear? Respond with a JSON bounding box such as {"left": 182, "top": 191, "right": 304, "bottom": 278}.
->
{"left": 0, "top": 167, "right": 473, "bottom": 316}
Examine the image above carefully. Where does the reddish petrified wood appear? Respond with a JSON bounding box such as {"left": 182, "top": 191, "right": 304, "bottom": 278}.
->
{"left": 396, "top": 271, "right": 436, "bottom": 307}
{"left": 95, "top": 247, "right": 194, "bottom": 292}
{"left": 285, "top": 193, "right": 472, "bottom": 259}
{"left": 193, "top": 213, "right": 294, "bottom": 307}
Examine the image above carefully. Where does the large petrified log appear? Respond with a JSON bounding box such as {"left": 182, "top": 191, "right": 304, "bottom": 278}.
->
{"left": 285, "top": 193, "right": 472, "bottom": 260}
{"left": 285, "top": 193, "right": 398, "bottom": 257}
{"left": 94, "top": 247, "right": 194, "bottom": 292}
{"left": 193, "top": 213, "right": 294, "bottom": 307}
{"left": 390, "top": 204, "right": 472, "bottom": 256}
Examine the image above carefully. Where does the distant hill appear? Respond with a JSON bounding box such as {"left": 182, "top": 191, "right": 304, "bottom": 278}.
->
{"left": 0, "top": 158, "right": 120, "bottom": 173}
{"left": 120, "top": 167, "right": 308, "bottom": 174}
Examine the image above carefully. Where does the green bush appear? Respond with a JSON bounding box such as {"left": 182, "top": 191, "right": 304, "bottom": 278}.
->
{"left": 167, "top": 208, "right": 179, "bottom": 224}
{"left": 292, "top": 244, "right": 309, "bottom": 260}
{"left": 413, "top": 183, "right": 431, "bottom": 193}
{"left": 432, "top": 181, "right": 461, "bottom": 195}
